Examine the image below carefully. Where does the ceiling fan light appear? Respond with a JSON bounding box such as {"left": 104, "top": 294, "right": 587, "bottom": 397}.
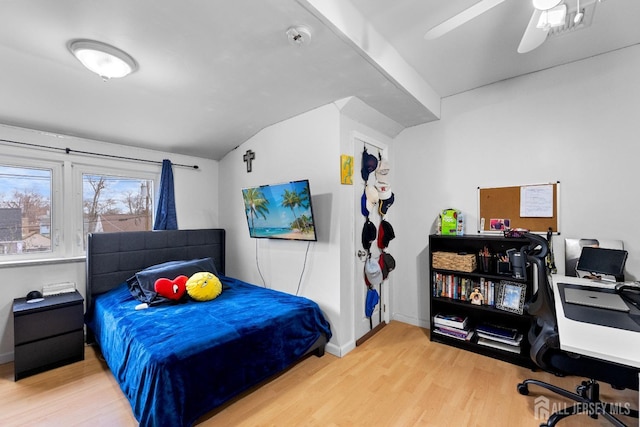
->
{"left": 532, "top": 0, "right": 562, "bottom": 11}
{"left": 536, "top": 4, "right": 567, "bottom": 29}
{"left": 68, "top": 39, "right": 137, "bottom": 79}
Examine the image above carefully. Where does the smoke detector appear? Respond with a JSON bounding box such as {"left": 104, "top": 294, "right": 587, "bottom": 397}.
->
{"left": 286, "top": 26, "right": 311, "bottom": 46}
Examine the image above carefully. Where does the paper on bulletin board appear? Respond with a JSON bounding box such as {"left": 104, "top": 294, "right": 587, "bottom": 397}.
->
{"left": 520, "top": 184, "right": 553, "bottom": 217}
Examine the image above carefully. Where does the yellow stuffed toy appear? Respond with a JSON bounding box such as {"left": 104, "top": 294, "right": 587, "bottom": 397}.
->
{"left": 186, "top": 272, "right": 222, "bottom": 301}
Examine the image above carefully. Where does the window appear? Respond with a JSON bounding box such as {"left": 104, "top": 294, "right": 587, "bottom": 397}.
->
{"left": 82, "top": 173, "right": 154, "bottom": 239}
{"left": 74, "top": 161, "right": 158, "bottom": 253}
{"left": 0, "top": 164, "right": 53, "bottom": 255}
{"left": 0, "top": 148, "right": 159, "bottom": 262}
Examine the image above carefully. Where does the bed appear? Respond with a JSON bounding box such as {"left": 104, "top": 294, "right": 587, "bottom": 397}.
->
{"left": 85, "top": 228, "right": 331, "bottom": 427}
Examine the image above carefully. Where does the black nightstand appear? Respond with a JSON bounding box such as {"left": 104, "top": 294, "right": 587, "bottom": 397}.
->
{"left": 13, "top": 291, "right": 84, "bottom": 381}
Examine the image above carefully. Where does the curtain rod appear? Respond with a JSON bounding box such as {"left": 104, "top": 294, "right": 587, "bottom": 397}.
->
{"left": 0, "top": 138, "right": 199, "bottom": 170}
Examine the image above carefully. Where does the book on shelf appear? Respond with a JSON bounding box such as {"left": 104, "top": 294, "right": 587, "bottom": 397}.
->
{"left": 475, "top": 323, "right": 519, "bottom": 340}
{"left": 433, "top": 313, "right": 468, "bottom": 329}
{"left": 477, "top": 337, "right": 521, "bottom": 354}
{"left": 432, "top": 272, "right": 497, "bottom": 306}
{"left": 476, "top": 331, "right": 523, "bottom": 346}
{"left": 435, "top": 324, "right": 471, "bottom": 338}
{"left": 478, "top": 278, "right": 496, "bottom": 307}
{"left": 433, "top": 327, "right": 474, "bottom": 341}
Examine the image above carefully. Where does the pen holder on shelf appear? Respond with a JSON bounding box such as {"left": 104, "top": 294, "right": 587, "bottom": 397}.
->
{"left": 496, "top": 260, "right": 511, "bottom": 275}
{"left": 478, "top": 254, "right": 495, "bottom": 274}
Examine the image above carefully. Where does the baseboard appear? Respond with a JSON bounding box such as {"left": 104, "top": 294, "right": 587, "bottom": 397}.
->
{"left": 0, "top": 351, "right": 14, "bottom": 365}
{"left": 356, "top": 321, "right": 387, "bottom": 346}
{"left": 324, "top": 342, "right": 341, "bottom": 357}
{"left": 391, "top": 313, "right": 430, "bottom": 329}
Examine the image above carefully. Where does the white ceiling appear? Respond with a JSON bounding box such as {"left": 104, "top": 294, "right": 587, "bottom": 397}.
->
{"left": 349, "top": 0, "right": 640, "bottom": 97}
{"left": 1, "top": 0, "right": 639, "bottom": 160}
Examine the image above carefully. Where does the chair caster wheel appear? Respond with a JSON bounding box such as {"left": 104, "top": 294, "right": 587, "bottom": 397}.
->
{"left": 576, "top": 381, "right": 590, "bottom": 397}
{"left": 517, "top": 383, "right": 529, "bottom": 395}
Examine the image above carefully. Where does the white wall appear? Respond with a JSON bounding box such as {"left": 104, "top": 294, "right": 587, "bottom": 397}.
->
{"left": 218, "top": 100, "right": 397, "bottom": 356}
{"left": 0, "top": 125, "right": 218, "bottom": 362}
{"left": 218, "top": 104, "right": 345, "bottom": 354}
{"left": 391, "top": 44, "right": 640, "bottom": 328}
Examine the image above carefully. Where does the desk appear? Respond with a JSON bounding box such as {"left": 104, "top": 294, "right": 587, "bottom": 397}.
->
{"left": 551, "top": 275, "right": 640, "bottom": 413}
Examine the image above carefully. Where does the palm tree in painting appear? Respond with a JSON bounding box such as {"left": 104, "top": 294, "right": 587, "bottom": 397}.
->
{"left": 243, "top": 188, "right": 269, "bottom": 237}
{"left": 299, "top": 185, "right": 310, "bottom": 209}
{"left": 292, "top": 214, "right": 313, "bottom": 234}
{"left": 297, "top": 185, "right": 313, "bottom": 232}
{"left": 281, "top": 189, "right": 302, "bottom": 229}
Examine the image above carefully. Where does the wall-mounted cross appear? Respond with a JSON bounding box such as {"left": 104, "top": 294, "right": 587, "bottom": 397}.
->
{"left": 243, "top": 150, "right": 255, "bottom": 173}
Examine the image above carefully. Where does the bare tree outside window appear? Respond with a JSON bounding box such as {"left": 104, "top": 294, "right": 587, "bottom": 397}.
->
{"left": 82, "top": 174, "right": 153, "bottom": 246}
{"left": 0, "top": 164, "right": 155, "bottom": 257}
{"left": 0, "top": 165, "right": 154, "bottom": 256}
{"left": 0, "top": 165, "right": 52, "bottom": 255}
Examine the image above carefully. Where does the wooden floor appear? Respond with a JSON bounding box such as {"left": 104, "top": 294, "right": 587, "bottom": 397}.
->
{"left": 1, "top": 321, "right": 637, "bottom": 426}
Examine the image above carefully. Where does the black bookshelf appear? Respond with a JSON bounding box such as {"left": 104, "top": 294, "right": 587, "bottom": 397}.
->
{"left": 429, "top": 234, "right": 536, "bottom": 369}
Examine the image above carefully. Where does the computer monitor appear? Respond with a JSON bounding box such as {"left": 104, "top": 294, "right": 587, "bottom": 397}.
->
{"left": 575, "top": 246, "right": 628, "bottom": 282}
{"left": 564, "top": 238, "right": 624, "bottom": 277}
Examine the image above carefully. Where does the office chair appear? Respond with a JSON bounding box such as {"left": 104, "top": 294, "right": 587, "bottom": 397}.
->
{"left": 516, "top": 233, "right": 639, "bottom": 427}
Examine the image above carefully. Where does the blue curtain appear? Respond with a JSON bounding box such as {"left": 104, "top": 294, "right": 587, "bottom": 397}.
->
{"left": 154, "top": 159, "right": 178, "bottom": 230}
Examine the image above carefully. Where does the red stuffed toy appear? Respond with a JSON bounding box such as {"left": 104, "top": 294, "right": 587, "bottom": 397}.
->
{"left": 154, "top": 275, "right": 188, "bottom": 301}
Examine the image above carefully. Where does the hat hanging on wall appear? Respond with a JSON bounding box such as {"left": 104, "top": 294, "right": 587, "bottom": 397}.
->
{"left": 375, "top": 159, "right": 390, "bottom": 182}
{"left": 364, "top": 257, "right": 383, "bottom": 287}
{"left": 365, "top": 185, "right": 379, "bottom": 207}
{"left": 378, "top": 219, "right": 396, "bottom": 249}
{"left": 26, "top": 290, "right": 44, "bottom": 303}
{"left": 379, "top": 252, "right": 396, "bottom": 279}
{"left": 379, "top": 193, "right": 395, "bottom": 216}
{"left": 361, "top": 191, "right": 370, "bottom": 217}
{"left": 375, "top": 181, "right": 392, "bottom": 200}
{"left": 365, "top": 287, "right": 379, "bottom": 318}
{"left": 362, "top": 219, "right": 377, "bottom": 250}
{"left": 361, "top": 149, "right": 378, "bottom": 181}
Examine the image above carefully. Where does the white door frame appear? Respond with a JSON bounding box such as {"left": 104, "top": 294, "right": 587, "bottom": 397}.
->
{"left": 353, "top": 131, "right": 390, "bottom": 344}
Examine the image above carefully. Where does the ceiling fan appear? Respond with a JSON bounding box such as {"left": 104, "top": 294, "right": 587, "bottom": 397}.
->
{"left": 424, "top": 0, "right": 595, "bottom": 53}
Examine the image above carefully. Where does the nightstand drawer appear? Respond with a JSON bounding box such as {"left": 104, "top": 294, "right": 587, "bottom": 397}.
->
{"left": 13, "top": 291, "right": 85, "bottom": 380}
{"left": 14, "top": 304, "right": 84, "bottom": 345}
{"left": 14, "top": 330, "right": 84, "bottom": 380}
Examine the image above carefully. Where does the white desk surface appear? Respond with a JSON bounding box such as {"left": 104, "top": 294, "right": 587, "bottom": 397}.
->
{"left": 551, "top": 274, "right": 640, "bottom": 369}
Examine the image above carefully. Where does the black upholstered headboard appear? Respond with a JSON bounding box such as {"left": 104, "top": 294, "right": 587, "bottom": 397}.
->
{"left": 86, "top": 228, "right": 225, "bottom": 315}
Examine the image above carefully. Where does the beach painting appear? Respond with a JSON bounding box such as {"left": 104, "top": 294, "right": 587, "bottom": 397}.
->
{"left": 242, "top": 180, "right": 317, "bottom": 241}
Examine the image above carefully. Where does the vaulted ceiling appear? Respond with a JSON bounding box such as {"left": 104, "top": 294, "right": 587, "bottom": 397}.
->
{"left": 1, "top": 0, "right": 639, "bottom": 160}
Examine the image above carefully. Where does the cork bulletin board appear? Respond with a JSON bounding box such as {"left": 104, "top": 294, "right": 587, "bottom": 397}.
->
{"left": 477, "top": 182, "right": 560, "bottom": 234}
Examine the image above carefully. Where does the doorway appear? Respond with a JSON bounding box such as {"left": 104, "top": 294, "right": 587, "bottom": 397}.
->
{"left": 353, "top": 135, "right": 389, "bottom": 345}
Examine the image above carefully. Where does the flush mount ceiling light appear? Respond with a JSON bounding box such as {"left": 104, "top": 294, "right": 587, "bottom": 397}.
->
{"left": 68, "top": 39, "right": 137, "bottom": 80}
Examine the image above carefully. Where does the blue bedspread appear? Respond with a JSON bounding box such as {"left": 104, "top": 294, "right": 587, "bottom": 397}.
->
{"left": 86, "top": 276, "right": 331, "bottom": 427}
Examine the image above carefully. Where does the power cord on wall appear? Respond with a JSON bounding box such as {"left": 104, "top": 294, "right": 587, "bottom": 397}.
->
{"left": 254, "top": 238, "right": 312, "bottom": 294}
{"left": 255, "top": 238, "right": 267, "bottom": 288}
{"left": 296, "top": 241, "right": 312, "bottom": 296}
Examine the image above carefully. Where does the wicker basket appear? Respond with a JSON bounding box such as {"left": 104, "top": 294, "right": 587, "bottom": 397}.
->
{"left": 432, "top": 251, "right": 477, "bottom": 272}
